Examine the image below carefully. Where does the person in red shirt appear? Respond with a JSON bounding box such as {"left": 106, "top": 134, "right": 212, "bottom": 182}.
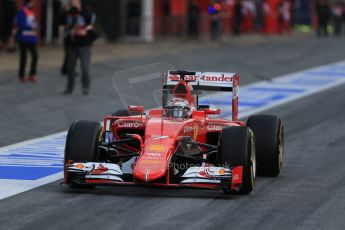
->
{"left": 242, "top": 0, "right": 256, "bottom": 33}
{"left": 262, "top": 0, "right": 271, "bottom": 33}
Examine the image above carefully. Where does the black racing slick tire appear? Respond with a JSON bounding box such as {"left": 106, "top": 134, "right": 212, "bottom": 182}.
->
{"left": 218, "top": 126, "right": 256, "bottom": 195}
{"left": 64, "top": 120, "right": 102, "bottom": 187}
{"left": 247, "top": 115, "right": 284, "bottom": 177}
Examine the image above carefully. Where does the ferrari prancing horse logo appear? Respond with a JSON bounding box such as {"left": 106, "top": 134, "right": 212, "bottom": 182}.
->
{"left": 193, "top": 123, "right": 199, "bottom": 140}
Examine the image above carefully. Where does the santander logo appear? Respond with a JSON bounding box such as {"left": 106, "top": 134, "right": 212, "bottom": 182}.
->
{"left": 169, "top": 73, "right": 233, "bottom": 82}
{"left": 199, "top": 74, "right": 233, "bottom": 82}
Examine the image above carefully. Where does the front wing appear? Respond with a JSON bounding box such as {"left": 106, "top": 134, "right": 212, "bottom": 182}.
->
{"left": 65, "top": 162, "right": 244, "bottom": 191}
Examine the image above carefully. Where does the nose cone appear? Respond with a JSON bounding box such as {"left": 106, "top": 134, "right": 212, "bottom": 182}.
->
{"left": 133, "top": 157, "right": 167, "bottom": 182}
{"left": 134, "top": 117, "right": 184, "bottom": 182}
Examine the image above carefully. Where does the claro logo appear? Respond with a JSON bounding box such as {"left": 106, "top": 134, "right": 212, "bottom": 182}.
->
{"left": 118, "top": 122, "right": 141, "bottom": 128}
{"left": 207, "top": 125, "right": 224, "bottom": 131}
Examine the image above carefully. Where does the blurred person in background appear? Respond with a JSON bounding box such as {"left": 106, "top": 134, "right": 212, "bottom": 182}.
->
{"left": 254, "top": 0, "right": 264, "bottom": 33}
{"left": 208, "top": 1, "right": 222, "bottom": 41}
{"left": 233, "top": 0, "right": 243, "bottom": 35}
{"left": 279, "top": 0, "right": 292, "bottom": 35}
{"left": 59, "top": 2, "right": 72, "bottom": 76}
{"left": 291, "top": 0, "right": 301, "bottom": 28}
{"left": 52, "top": 0, "right": 62, "bottom": 43}
{"left": 16, "top": 0, "right": 38, "bottom": 83}
{"left": 242, "top": 0, "right": 256, "bottom": 33}
{"left": 0, "top": 0, "right": 17, "bottom": 52}
{"left": 63, "top": 0, "right": 96, "bottom": 95}
{"left": 332, "top": 1, "right": 343, "bottom": 36}
{"left": 316, "top": 0, "right": 331, "bottom": 37}
{"left": 262, "top": 0, "right": 271, "bottom": 33}
{"left": 187, "top": 0, "right": 200, "bottom": 39}
{"left": 0, "top": 0, "right": 4, "bottom": 49}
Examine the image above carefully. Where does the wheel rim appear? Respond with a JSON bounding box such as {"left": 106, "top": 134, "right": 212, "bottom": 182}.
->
{"left": 252, "top": 138, "right": 256, "bottom": 179}
{"left": 278, "top": 124, "right": 284, "bottom": 170}
{"left": 250, "top": 134, "right": 256, "bottom": 186}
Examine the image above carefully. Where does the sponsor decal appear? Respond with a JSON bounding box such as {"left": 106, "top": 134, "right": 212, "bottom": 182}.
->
{"left": 169, "top": 75, "right": 180, "bottom": 81}
{"left": 141, "top": 159, "right": 162, "bottom": 164}
{"left": 91, "top": 164, "right": 109, "bottom": 175}
{"left": 184, "top": 75, "right": 198, "bottom": 81}
{"left": 117, "top": 122, "right": 142, "bottom": 128}
{"left": 75, "top": 164, "right": 84, "bottom": 169}
{"left": 218, "top": 168, "right": 226, "bottom": 175}
{"left": 232, "top": 166, "right": 243, "bottom": 184}
{"left": 182, "top": 167, "right": 231, "bottom": 179}
{"left": 199, "top": 74, "right": 233, "bottom": 82}
{"left": 184, "top": 124, "right": 199, "bottom": 139}
{"left": 198, "top": 168, "right": 230, "bottom": 178}
{"left": 69, "top": 163, "right": 123, "bottom": 175}
{"left": 151, "top": 135, "right": 169, "bottom": 140}
{"left": 199, "top": 168, "right": 218, "bottom": 178}
{"left": 184, "top": 126, "right": 193, "bottom": 133}
{"left": 199, "top": 170, "right": 207, "bottom": 177}
{"left": 168, "top": 73, "right": 234, "bottom": 83}
{"left": 207, "top": 125, "right": 224, "bottom": 131}
{"left": 233, "top": 174, "right": 239, "bottom": 180}
{"left": 147, "top": 152, "right": 163, "bottom": 157}
{"left": 146, "top": 144, "right": 166, "bottom": 153}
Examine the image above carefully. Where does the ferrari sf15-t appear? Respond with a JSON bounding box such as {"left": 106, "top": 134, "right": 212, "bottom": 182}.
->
{"left": 64, "top": 70, "right": 284, "bottom": 195}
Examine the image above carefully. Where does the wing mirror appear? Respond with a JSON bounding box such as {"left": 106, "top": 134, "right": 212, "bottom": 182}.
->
{"left": 128, "top": 105, "right": 144, "bottom": 114}
{"left": 204, "top": 108, "right": 220, "bottom": 115}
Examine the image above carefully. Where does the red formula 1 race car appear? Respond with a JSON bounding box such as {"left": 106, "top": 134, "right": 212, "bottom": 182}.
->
{"left": 64, "top": 71, "right": 284, "bottom": 194}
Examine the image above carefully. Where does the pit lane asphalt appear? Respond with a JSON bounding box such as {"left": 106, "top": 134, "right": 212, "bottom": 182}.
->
{"left": 2, "top": 36, "right": 345, "bottom": 146}
{"left": 1, "top": 36, "right": 345, "bottom": 229}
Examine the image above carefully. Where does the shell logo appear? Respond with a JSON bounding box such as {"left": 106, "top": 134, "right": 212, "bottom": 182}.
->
{"left": 146, "top": 144, "right": 166, "bottom": 153}
{"left": 75, "top": 164, "right": 84, "bottom": 169}
{"left": 218, "top": 168, "right": 225, "bottom": 175}
{"left": 169, "top": 75, "right": 180, "bottom": 81}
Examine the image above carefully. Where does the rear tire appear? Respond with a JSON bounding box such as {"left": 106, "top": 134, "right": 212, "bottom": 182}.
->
{"left": 64, "top": 120, "right": 102, "bottom": 188}
{"left": 247, "top": 115, "right": 284, "bottom": 177}
{"left": 218, "top": 126, "right": 255, "bottom": 195}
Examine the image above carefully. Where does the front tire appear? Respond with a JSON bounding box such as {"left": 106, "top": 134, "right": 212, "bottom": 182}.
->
{"left": 247, "top": 115, "right": 284, "bottom": 177}
{"left": 218, "top": 126, "right": 256, "bottom": 195}
{"left": 64, "top": 120, "right": 102, "bottom": 187}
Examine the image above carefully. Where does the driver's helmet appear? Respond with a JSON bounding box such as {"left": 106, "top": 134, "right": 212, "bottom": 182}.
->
{"left": 165, "top": 97, "right": 191, "bottom": 118}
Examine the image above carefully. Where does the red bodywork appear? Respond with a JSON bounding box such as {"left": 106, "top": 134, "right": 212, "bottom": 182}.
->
{"left": 66, "top": 72, "right": 245, "bottom": 191}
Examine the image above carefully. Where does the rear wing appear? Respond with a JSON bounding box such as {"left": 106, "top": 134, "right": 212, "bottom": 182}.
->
{"left": 163, "top": 70, "right": 240, "bottom": 120}
{"left": 164, "top": 70, "right": 239, "bottom": 92}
